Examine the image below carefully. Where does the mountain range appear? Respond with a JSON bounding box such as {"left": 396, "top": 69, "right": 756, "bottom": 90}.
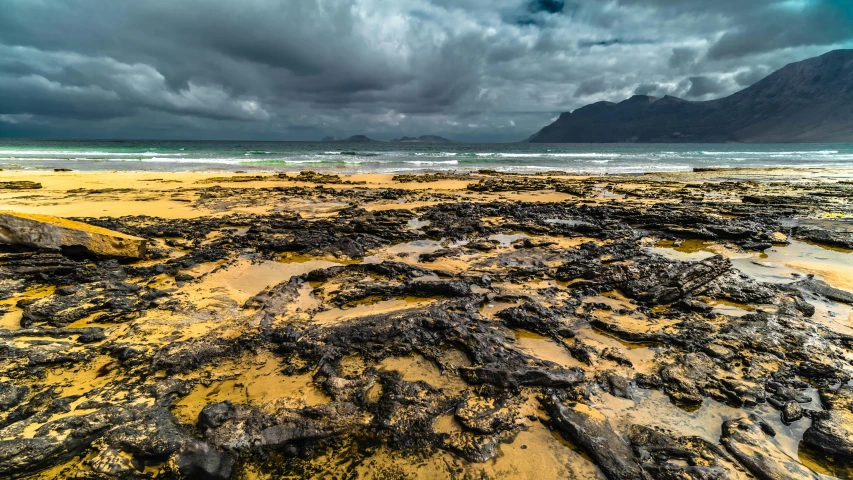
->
{"left": 527, "top": 49, "right": 853, "bottom": 143}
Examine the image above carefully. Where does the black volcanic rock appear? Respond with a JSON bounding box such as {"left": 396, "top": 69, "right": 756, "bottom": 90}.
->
{"left": 528, "top": 50, "right": 853, "bottom": 143}
{"left": 391, "top": 135, "right": 453, "bottom": 143}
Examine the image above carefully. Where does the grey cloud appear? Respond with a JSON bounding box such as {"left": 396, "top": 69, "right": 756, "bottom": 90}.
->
{"left": 668, "top": 47, "right": 698, "bottom": 69}
{"left": 1, "top": 0, "right": 851, "bottom": 141}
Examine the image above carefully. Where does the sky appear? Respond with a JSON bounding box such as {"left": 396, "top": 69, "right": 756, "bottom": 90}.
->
{"left": 1, "top": 0, "right": 852, "bottom": 142}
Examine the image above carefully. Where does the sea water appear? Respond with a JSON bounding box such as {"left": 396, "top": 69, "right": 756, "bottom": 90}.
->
{"left": 1, "top": 139, "right": 852, "bottom": 174}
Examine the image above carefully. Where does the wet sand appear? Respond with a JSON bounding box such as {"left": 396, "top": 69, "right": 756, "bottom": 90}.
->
{"left": 1, "top": 167, "right": 852, "bottom": 479}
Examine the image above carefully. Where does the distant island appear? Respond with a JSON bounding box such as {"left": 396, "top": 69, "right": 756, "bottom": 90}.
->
{"left": 391, "top": 135, "right": 453, "bottom": 143}
{"left": 528, "top": 49, "right": 853, "bottom": 143}
{"left": 321, "top": 135, "right": 381, "bottom": 143}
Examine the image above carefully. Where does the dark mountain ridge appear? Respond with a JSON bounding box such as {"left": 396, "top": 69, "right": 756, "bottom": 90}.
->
{"left": 528, "top": 50, "right": 853, "bottom": 143}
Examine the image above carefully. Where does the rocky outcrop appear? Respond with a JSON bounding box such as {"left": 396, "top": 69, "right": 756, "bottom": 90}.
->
{"left": 0, "top": 211, "right": 146, "bottom": 258}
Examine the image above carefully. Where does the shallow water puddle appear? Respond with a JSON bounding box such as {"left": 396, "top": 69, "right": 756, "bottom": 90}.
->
{"left": 312, "top": 296, "right": 435, "bottom": 325}
{"left": 377, "top": 354, "right": 467, "bottom": 393}
{"left": 488, "top": 232, "right": 529, "bottom": 247}
{"left": 0, "top": 284, "right": 55, "bottom": 330}
{"left": 513, "top": 329, "right": 583, "bottom": 368}
{"left": 651, "top": 238, "right": 853, "bottom": 294}
{"left": 581, "top": 291, "right": 636, "bottom": 312}
{"left": 574, "top": 325, "right": 659, "bottom": 374}
{"left": 432, "top": 413, "right": 462, "bottom": 434}
{"left": 594, "top": 386, "right": 838, "bottom": 478}
{"left": 543, "top": 217, "right": 587, "bottom": 226}
{"left": 647, "top": 239, "right": 717, "bottom": 262}
{"left": 172, "top": 353, "right": 329, "bottom": 424}
{"left": 385, "top": 239, "right": 445, "bottom": 256}
{"left": 483, "top": 420, "right": 606, "bottom": 479}
{"left": 193, "top": 258, "right": 340, "bottom": 303}
{"left": 479, "top": 299, "right": 520, "bottom": 319}
{"left": 406, "top": 218, "right": 431, "bottom": 230}
{"left": 595, "top": 388, "right": 743, "bottom": 445}
{"left": 707, "top": 298, "right": 758, "bottom": 317}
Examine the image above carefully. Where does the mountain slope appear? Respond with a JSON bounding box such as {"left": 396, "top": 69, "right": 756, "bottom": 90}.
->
{"left": 528, "top": 50, "right": 853, "bottom": 143}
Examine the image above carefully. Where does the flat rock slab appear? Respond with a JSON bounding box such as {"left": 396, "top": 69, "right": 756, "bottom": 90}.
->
{"left": 0, "top": 211, "right": 146, "bottom": 258}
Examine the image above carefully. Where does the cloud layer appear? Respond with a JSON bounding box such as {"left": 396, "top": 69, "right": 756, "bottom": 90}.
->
{"left": 2, "top": 0, "right": 851, "bottom": 141}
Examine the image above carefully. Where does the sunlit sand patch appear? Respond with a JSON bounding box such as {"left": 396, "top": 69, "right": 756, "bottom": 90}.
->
{"left": 512, "top": 330, "right": 583, "bottom": 368}
{"left": 498, "top": 191, "right": 580, "bottom": 204}
{"left": 172, "top": 352, "right": 329, "bottom": 424}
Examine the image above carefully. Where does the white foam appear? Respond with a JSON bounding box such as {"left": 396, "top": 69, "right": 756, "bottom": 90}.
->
{"left": 0, "top": 150, "right": 185, "bottom": 157}
{"left": 404, "top": 160, "right": 459, "bottom": 165}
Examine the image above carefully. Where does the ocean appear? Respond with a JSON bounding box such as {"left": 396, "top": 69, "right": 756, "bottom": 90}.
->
{"left": 1, "top": 139, "right": 852, "bottom": 174}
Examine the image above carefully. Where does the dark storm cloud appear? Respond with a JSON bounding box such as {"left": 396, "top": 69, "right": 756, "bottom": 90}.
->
{"left": 668, "top": 47, "right": 698, "bottom": 69}
{"left": 1, "top": 0, "right": 852, "bottom": 141}
{"left": 573, "top": 78, "right": 609, "bottom": 97}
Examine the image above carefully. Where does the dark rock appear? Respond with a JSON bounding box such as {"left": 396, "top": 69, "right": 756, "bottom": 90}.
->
{"left": 802, "top": 386, "right": 853, "bottom": 459}
{"left": 781, "top": 401, "right": 803, "bottom": 424}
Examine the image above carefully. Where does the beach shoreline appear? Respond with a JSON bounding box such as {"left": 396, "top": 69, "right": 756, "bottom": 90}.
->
{"left": 1, "top": 167, "right": 852, "bottom": 479}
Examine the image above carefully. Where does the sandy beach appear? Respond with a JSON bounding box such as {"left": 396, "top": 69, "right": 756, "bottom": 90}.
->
{"left": 1, "top": 168, "right": 852, "bottom": 479}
